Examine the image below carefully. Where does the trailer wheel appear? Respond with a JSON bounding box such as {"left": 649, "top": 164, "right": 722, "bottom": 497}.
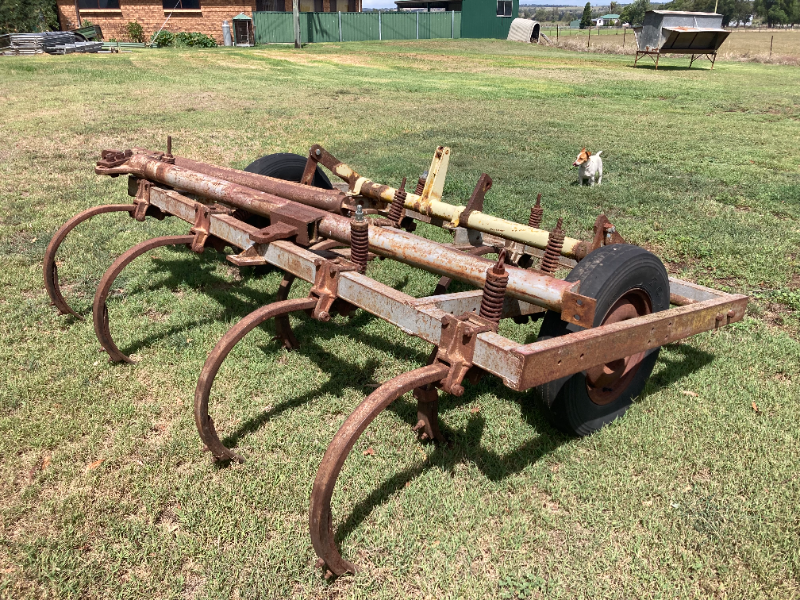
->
{"left": 244, "top": 153, "right": 333, "bottom": 189}
{"left": 535, "top": 244, "right": 669, "bottom": 436}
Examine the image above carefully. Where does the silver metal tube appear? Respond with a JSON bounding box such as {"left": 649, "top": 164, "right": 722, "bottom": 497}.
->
{"left": 103, "top": 155, "right": 576, "bottom": 311}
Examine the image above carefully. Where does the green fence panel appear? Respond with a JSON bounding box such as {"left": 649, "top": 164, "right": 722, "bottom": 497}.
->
{"left": 428, "top": 12, "right": 453, "bottom": 38}
{"left": 415, "top": 12, "right": 428, "bottom": 39}
{"left": 253, "top": 11, "right": 294, "bottom": 44}
{"left": 253, "top": 11, "right": 461, "bottom": 44}
{"left": 305, "top": 12, "right": 340, "bottom": 43}
{"left": 340, "top": 12, "right": 379, "bottom": 42}
{"left": 380, "top": 12, "right": 417, "bottom": 40}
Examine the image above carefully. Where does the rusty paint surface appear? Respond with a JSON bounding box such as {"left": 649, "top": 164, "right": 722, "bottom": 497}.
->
{"left": 513, "top": 295, "right": 749, "bottom": 391}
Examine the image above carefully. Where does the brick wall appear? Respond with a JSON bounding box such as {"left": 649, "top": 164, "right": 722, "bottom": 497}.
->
{"left": 57, "top": 0, "right": 256, "bottom": 43}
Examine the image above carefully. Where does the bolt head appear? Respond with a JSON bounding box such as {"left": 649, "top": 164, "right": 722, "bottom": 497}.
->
{"left": 315, "top": 148, "right": 321, "bottom": 156}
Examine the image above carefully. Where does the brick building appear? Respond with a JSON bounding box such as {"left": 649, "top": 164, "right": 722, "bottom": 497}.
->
{"left": 57, "top": 0, "right": 362, "bottom": 44}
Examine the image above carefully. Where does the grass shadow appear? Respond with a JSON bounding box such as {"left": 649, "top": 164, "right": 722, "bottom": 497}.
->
{"left": 331, "top": 339, "right": 715, "bottom": 548}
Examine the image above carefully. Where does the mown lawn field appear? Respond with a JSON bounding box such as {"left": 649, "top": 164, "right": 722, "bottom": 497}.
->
{"left": 546, "top": 27, "right": 800, "bottom": 63}
{"left": 1, "top": 40, "right": 799, "bottom": 599}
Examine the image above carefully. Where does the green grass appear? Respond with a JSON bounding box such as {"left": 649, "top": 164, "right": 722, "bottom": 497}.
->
{"left": 1, "top": 40, "right": 799, "bottom": 598}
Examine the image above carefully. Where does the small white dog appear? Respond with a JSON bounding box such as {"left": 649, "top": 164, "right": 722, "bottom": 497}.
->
{"left": 573, "top": 148, "right": 603, "bottom": 186}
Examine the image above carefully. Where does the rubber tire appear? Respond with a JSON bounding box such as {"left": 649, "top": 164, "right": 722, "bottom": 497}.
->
{"left": 244, "top": 153, "right": 333, "bottom": 190}
{"left": 535, "top": 244, "right": 670, "bottom": 436}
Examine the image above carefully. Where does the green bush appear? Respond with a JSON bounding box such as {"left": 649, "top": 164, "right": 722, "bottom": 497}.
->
{"left": 150, "top": 30, "right": 215, "bottom": 48}
{"left": 150, "top": 30, "right": 174, "bottom": 47}
{"left": 175, "top": 31, "right": 216, "bottom": 47}
{"left": 125, "top": 21, "right": 144, "bottom": 43}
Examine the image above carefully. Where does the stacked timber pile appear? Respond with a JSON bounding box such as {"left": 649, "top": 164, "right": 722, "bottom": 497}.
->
{"left": 0, "top": 32, "right": 101, "bottom": 56}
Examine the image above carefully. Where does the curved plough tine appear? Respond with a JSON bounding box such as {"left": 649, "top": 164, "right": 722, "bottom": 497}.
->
{"left": 194, "top": 297, "right": 319, "bottom": 463}
{"left": 94, "top": 234, "right": 195, "bottom": 363}
{"left": 44, "top": 205, "right": 134, "bottom": 319}
{"left": 309, "top": 363, "right": 449, "bottom": 576}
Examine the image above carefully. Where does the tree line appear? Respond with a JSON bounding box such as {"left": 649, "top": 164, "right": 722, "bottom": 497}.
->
{"left": 520, "top": 0, "right": 798, "bottom": 27}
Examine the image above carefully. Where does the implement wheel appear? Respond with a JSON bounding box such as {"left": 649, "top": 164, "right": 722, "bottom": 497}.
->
{"left": 535, "top": 244, "right": 669, "bottom": 436}
{"left": 244, "top": 153, "right": 333, "bottom": 189}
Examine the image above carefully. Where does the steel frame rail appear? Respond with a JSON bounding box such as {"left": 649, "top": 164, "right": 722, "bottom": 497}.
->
{"left": 142, "top": 185, "right": 747, "bottom": 392}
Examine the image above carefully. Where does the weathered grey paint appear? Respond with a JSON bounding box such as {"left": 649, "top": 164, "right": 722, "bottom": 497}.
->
{"left": 635, "top": 10, "right": 728, "bottom": 53}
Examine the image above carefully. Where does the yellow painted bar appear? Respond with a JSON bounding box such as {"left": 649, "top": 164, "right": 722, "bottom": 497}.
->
{"left": 370, "top": 184, "right": 586, "bottom": 259}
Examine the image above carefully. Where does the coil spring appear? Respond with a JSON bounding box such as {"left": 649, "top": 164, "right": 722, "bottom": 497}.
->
{"left": 414, "top": 173, "right": 427, "bottom": 196}
{"left": 540, "top": 218, "right": 565, "bottom": 275}
{"left": 350, "top": 215, "right": 369, "bottom": 275}
{"left": 388, "top": 177, "right": 407, "bottom": 226}
{"left": 479, "top": 250, "right": 508, "bottom": 326}
{"left": 528, "top": 193, "right": 543, "bottom": 229}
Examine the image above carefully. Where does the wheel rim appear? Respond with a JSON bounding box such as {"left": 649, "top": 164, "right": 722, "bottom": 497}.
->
{"left": 585, "top": 289, "right": 652, "bottom": 406}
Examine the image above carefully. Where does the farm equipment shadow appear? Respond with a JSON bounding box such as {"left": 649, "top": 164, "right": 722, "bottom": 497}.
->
{"left": 100, "top": 246, "right": 714, "bottom": 559}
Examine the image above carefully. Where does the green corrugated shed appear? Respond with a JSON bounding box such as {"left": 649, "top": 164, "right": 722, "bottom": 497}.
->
{"left": 460, "top": 0, "right": 518, "bottom": 39}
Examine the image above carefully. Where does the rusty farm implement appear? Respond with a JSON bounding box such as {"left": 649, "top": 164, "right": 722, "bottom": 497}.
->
{"left": 46, "top": 141, "right": 748, "bottom": 576}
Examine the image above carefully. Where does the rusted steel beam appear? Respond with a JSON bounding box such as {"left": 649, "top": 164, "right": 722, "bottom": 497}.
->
{"left": 171, "top": 156, "right": 346, "bottom": 213}
{"left": 139, "top": 186, "right": 745, "bottom": 392}
{"left": 512, "top": 294, "right": 748, "bottom": 391}
{"left": 98, "top": 159, "right": 593, "bottom": 322}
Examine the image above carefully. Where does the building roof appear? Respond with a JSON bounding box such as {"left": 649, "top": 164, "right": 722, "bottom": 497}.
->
{"left": 232, "top": 12, "right": 252, "bottom": 20}
{"left": 570, "top": 19, "right": 580, "bottom": 25}
{"left": 648, "top": 10, "right": 719, "bottom": 15}
{"left": 600, "top": 13, "right": 619, "bottom": 18}
{"left": 394, "top": 0, "right": 461, "bottom": 8}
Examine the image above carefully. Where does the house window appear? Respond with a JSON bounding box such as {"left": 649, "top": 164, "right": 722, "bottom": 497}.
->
{"left": 256, "top": 0, "right": 284, "bottom": 10}
{"left": 496, "top": 0, "right": 511, "bottom": 16}
{"left": 163, "top": 0, "right": 201, "bottom": 9}
{"left": 78, "top": 0, "right": 120, "bottom": 9}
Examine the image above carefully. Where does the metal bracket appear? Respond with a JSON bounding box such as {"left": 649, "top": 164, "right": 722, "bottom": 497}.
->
{"left": 301, "top": 148, "right": 321, "bottom": 186}
{"left": 133, "top": 179, "right": 153, "bottom": 222}
{"left": 308, "top": 259, "right": 358, "bottom": 322}
{"left": 561, "top": 282, "right": 597, "bottom": 328}
{"left": 226, "top": 244, "right": 268, "bottom": 267}
{"left": 457, "top": 173, "right": 492, "bottom": 227}
{"left": 270, "top": 203, "right": 324, "bottom": 247}
{"left": 433, "top": 312, "right": 494, "bottom": 396}
{"left": 97, "top": 149, "right": 132, "bottom": 169}
{"left": 190, "top": 204, "right": 230, "bottom": 253}
{"left": 414, "top": 146, "right": 450, "bottom": 216}
{"left": 590, "top": 214, "right": 626, "bottom": 252}
{"left": 307, "top": 144, "right": 358, "bottom": 189}
{"left": 250, "top": 221, "right": 299, "bottom": 245}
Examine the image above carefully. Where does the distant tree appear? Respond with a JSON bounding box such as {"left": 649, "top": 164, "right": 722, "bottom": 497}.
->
{"left": 620, "top": 0, "right": 650, "bottom": 25}
{"left": 609, "top": 0, "right": 619, "bottom": 12}
{"left": 580, "top": 2, "right": 593, "bottom": 27}
{"left": 0, "top": 0, "right": 59, "bottom": 34}
{"left": 754, "top": 0, "right": 799, "bottom": 24}
{"left": 663, "top": 0, "right": 754, "bottom": 26}
{"left": 731, "top": 0, "right": 755, "bottom": 24}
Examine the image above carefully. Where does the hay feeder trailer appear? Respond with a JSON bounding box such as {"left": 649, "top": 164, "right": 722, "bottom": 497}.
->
{"left": 633, "top": 10, "right": 731, "bottom": 70}
{"left": 46, "top": 142, "right": 747, "bottom": 576}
